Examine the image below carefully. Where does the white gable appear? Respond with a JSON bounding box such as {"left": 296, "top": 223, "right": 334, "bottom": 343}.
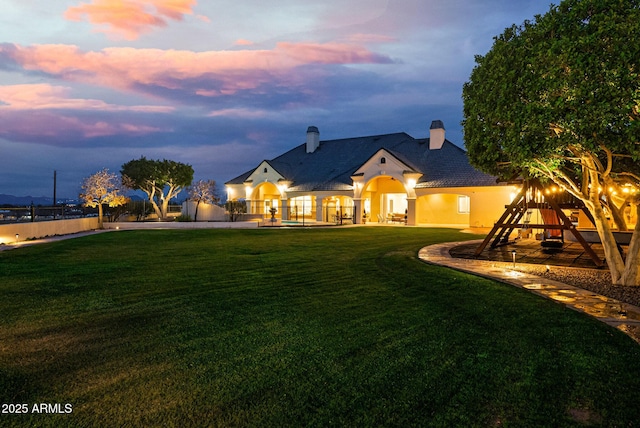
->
{"left": 352, "top": 149, "right": 415, "bottom": 182}
{"left": 245, "top": 161, "right": 284, "bottom": 184}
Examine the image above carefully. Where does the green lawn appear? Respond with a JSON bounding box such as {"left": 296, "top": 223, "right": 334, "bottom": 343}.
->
{"left": 1, "top": 227, "right": 639, "bottom": 427}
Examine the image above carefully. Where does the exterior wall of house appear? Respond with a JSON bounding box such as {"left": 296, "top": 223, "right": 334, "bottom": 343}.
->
{"left": 469, "top": 186, "right": 514, "bottom": 228}
{"left": 416, "top": 193, "right": 468, "bottom": 226}
{"left": 416, "top": 185, "right": 514, "bottom": 228}
{"left": 227, "top": 181, "right": 512, "bottom": 227}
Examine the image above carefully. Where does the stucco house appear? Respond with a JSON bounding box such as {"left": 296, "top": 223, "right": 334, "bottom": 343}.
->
{"left": 225, "top": 120, "right": 515, "bottom": 227}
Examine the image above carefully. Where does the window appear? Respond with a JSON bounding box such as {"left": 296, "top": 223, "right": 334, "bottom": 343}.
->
{"left": 380, "top": 157, "right": 386, "bottom": 164}
{"left": 457, "top": 196, "right": 470, "bottom": 214}
{"left": 290, "top": 196, "right": 312, "bottom": 215}
{"left": 263, "top": 167, "right": 268, "bottom": 173}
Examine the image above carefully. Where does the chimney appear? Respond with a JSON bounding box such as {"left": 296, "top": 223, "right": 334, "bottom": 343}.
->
{"left": 429, "top": 120, "right": 445, "bottom": 150}
{"left": 306, "top": 126, "right": 320, "bottom": 153}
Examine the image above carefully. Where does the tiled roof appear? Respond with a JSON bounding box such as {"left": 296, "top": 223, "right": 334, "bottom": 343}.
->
{"left": 226, "top": 132, "right": 498, "bottom": 190}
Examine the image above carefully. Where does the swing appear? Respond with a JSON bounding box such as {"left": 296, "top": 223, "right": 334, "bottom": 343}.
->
{"left": 540, "top": 208, "right": 564, "bottom": 249}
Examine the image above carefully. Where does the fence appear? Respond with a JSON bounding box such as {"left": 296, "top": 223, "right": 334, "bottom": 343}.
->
{"left": 246, "top": 200, "right": 355, "bottom": 223}
{"left": 0, "top": 202, "right": 184, "bottom": 224}
{"left": 0, "top": 217, "right": 100, "bottom": 244}
{"left": 0, "top": 205, "right": 90, "bottom": 223}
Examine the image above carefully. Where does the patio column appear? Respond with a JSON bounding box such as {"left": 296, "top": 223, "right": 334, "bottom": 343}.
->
{"left": 353, "top": 198, "right": 362, "bottom": 224}
{"left": 280, "top": 198, "right": 288, "bottom": 220}
{"left": 406, "top": 198, "right": 417, "bottom": 226}
{"left": 315, "top": 196, "right": 324, "bottom": 222}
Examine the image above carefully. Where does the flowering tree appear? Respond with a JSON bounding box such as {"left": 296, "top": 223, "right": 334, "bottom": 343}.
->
{"left": 188, "top": 180, "right": 219, "bottom": 221}
{"left": 462, "top": 0, "right": 640, "bottom": 285}
{"left": 80, "top": 169, "right": 128, "bottom": 228}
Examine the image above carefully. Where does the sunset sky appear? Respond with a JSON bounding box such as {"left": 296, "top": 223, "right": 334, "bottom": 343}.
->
{"left": 1, "top": 0, "right": 553, "bottom": 199}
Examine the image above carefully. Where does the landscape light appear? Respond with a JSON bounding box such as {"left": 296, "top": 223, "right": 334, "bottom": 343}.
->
{"left": 511, "top": 250, "right": 517, "bottom": 269}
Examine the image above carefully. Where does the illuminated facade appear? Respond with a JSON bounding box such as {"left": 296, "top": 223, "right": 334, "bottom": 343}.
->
{"left": 225, "top": 120, "right": 513, "bottom": 227}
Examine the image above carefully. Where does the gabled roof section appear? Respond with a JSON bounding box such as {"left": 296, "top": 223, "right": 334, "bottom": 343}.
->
{"left": 352, "top": 148, "right": 419, "bottom": 177}
{"left": 244, "top": 160, "right": 285, "bottom": 183}
{"left": 226, "top": 131, "right": 499, "bottom": 190}
{"left": 226, "top": 160, "right": 284, "bottom": 185}
{"left": 412, "top": 140, "right": 498, "bottom": 188}
{"left": 241, "top": 132, "right": 416, "bottom": 192}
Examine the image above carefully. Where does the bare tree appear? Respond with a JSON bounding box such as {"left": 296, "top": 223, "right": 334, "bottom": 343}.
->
{"left": 188, "top": 180, "right": 219, "bottom": 221}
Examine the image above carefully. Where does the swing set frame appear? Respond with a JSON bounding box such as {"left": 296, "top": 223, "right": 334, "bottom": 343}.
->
{"left": 473, "top": 179, "right": 604, "bottom": 268}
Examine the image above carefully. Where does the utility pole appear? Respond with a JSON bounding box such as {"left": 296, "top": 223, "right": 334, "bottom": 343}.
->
{"left": 53, "top": 170, "right": 57, "bottom": 219}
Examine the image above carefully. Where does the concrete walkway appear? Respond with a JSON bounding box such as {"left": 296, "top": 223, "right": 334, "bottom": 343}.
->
{"left": 419, "top": 240, "right": 640, "bottom": 344}
{"left": 0, "top": 229, "right": 112, "bottom": 251}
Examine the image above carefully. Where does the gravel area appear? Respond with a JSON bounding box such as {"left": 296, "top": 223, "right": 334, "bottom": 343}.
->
{"left": 501, "top": 263, "right": 640, "bottom": 307}
{"left": 448, "top": 241, "right": 640, "bottom": 308}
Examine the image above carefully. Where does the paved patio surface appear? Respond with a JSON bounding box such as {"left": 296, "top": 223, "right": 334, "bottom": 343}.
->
{"left": 419, "top": 240, "right": 640, "bottom": 344}
{"left": 449, "top": 237, "right": 606, "bottom": 269}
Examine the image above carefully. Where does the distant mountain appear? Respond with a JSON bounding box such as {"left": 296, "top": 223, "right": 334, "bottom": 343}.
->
{"left": 0, "top": 194, "right": 54, "bottom": 206}
{"left": 0, "top": 193, "right": 171, "bottom": 206}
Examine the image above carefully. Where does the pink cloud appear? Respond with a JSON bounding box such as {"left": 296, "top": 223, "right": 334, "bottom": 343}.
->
{"left": 207, "top": 108, "right": 269, "bottom": 119}
{"left": 234, "top": 39, "right": 254, "bottom": 46}
{"left": 345, "top": 33, "right": 397, "bottom": 44}
{"left": 1, "top": 42, "right": 393, "bottom": 97}
{"left": 0, "top": 84, "right": 171, "bottom": 143}
{"left": 0, "top": 110, "right": 166, "bottom": 141}
{"left": 64, "top": 0, "right": 200, "bottom": 40}
{"left": 276, "top": 42, "right": 393, "bottom": 64}
{"left": 0, "top": 84, "right": 174, "bottom": 112}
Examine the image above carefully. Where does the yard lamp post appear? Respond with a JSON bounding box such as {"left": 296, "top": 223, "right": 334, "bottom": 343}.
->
{"left": 511, "top": 250, "right": 517, "bottom": 269}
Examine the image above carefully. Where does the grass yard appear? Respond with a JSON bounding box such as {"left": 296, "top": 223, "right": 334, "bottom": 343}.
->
{"left": 1, "top": 227, "right": 640, "bottom": 427}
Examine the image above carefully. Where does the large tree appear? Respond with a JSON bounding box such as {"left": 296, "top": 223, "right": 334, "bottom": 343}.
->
{"left": 121, "top": 157, "right": 194, "bottom": 221}
{"left": 462, "top": 0, "right": 640, "bottom": 285}
{"left": 80, "top": 168, "right": 128, "bottom": 229}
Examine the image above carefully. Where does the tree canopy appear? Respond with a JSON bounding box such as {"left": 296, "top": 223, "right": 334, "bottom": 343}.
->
{"left": 121, "top": 157, "right": 193, "bottom": 220}
{"left": 462, "top": 0, "right": 640, "bottom": 285}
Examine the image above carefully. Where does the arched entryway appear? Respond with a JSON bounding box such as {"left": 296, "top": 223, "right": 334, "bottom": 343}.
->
{"left": 361, "top": 176, "right": 408, "bottom": 223}
{"left": 248, "top": 182, "right": 281, "bottom": 217}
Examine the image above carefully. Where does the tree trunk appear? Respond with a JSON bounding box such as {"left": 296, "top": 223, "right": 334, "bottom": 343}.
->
{"left": 590, "top": 197, "right": 640, "bottom": 286}
{"left": 621, "top": 204, "right": 640, "bottom": 286}
{"left": 98, "top": 203, "right": 104, "bottom": 229}
{"left": 579, "top": 158, "right": 639, "bottom": 286}
{"left": 586, "top": 165, "right": 625, "bottom": 282}
{"left": 142, "top": 186, "right": 162, "bottom": 220}
{"left": 161, "top": 197, "right": 170, "bottom": 221}
{"left": 150, "top": 200, "right": 162, "bottom": 220}
{"left": 591, "top": 198, "right": 625, "bottom": 283}
{"left": 194, "top": 201, "right": 200, "bottom": 222}
{"left": 606, "top": 195, "right": 628, "bottom": 231}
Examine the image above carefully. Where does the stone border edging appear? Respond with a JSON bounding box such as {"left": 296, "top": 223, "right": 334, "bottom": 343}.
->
{"left": 418, "top": 240, "right": 640, "bottom": 344}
